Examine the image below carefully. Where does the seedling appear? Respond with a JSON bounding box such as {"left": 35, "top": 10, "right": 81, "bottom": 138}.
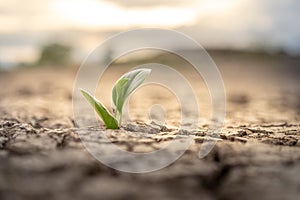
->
{"left": 80, "top": 68, "right": 151, "bottom": 129}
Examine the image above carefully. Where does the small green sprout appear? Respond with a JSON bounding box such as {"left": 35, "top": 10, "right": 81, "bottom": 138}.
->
{"left": 80, "top": 68, "right": 151, "bottom": 129}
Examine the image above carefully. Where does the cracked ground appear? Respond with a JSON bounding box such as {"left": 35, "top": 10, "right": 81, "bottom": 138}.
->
{"left": 0, "top": 52, "right": 299, "bottom": 200}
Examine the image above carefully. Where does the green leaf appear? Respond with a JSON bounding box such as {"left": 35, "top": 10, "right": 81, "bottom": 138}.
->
{"left": 80, "top": 89, "right": 119, "bottom": 129}
{"left": 112, "top": 68, "right": 151, "bottom": 117}
{"left": 115, "top": 78, "right": 129, "bottom": 105}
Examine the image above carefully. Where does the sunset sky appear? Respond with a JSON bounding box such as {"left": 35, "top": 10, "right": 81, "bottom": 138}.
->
{"left": 0, "top": 0, "right": 299, "bottom": 66}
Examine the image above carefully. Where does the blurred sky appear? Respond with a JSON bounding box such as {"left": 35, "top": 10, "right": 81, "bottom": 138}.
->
{"left": 0, "top": 0, "right": 300, "bottom": 67}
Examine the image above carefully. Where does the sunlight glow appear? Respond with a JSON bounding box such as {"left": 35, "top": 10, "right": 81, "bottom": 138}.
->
{"left": 196, "top": 0, "right": 239, "bottom": 16}
{"left": 52, "top": 0, "right": 199, "bottom": 29}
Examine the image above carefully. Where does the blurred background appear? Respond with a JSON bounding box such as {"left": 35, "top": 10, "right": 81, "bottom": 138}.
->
{"left": 0, "top": 0, "right": 300, "bottom": 69}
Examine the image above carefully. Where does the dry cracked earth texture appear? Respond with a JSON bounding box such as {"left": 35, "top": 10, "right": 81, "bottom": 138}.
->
{"left": 0, "top": 52, "right": 300, "bottom": 200}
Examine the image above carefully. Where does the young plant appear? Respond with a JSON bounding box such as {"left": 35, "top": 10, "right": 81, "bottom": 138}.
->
{"left": 80, "top": 68, "right": 151, "bottom": 129}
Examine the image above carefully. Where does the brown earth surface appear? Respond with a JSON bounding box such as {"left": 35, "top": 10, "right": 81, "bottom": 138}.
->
{"left": 0, "top": 51, "right": 300, "bottom": 200}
